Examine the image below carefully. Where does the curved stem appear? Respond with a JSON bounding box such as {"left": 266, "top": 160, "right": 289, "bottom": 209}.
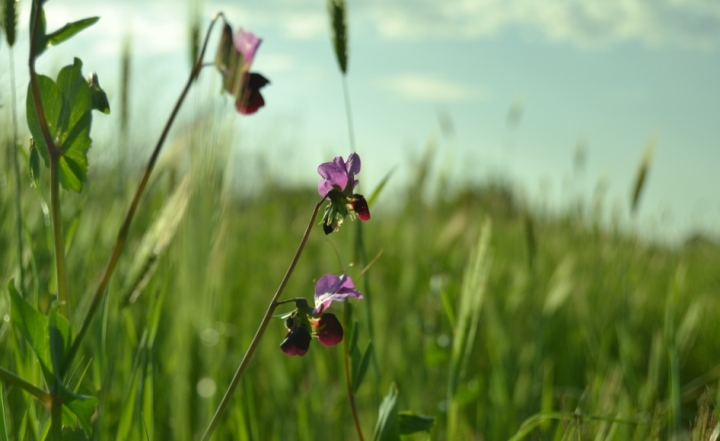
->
{"left": 64, "top": 13, "right": 226, "bottom": 372}
{"left": 343, "top": 304, "right": 365, "bottom": 441}
{"left": 200, "top": 198, "right": 326, "bottom": 441}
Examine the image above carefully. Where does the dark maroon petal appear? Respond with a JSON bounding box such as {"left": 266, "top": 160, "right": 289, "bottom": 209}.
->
{"left": 236, "top": 73, "right": 270, "bottom": 115}
{"left": 315, "top": 313, "right": 343, "bottom": 346}
{"left": 280, "top": 326, "right": 311, "bottom": 356}
{"left": 352, "top": 195, "right": 371, "bottom": 221}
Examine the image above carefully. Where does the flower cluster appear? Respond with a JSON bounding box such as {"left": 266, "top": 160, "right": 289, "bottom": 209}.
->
{"left": 280, "top": 274, "right": 363, "bottom": 356}
{"left": 317, "top": 153, "right": 371, "bottom": 234}
{"left": 215, "top": 25, "right": 270, "bottom": 115}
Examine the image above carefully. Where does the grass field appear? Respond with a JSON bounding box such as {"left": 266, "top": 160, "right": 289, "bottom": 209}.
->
{"left": 1, "top": 120, "right": 720, "bottom": 440}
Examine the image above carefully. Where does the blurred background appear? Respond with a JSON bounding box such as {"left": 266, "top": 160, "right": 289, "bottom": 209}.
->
{"left": 2, "top": 0, "right": 720, "bottom": 440}
{"left": 3, "top": 0, "right": 720, "bottom": 242}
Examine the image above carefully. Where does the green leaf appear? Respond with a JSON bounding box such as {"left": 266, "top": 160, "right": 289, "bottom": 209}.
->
{"left": 45, "top": 17, "right": 99, "bottom": 48}
{"left": 27, "top": 58, "right": 101, "bottom": 192}
{"left": 49, "top": 305, "right": 72, "bottom": 378}
{"left": 352, "top": 340, "right": 373, "bottom": 392}
{"left": 372, "top": 383, "right": 400, "bottom": 441}
{"left": 29, "top": 140, "right": 41, "bottom": 185}
{"left": 87, "top": 73, "right": 110, "bottom": 114}
{"left": 367, "top": 167, "right": 395, "bottom": 207}
{"left": 64, "top": 396, "right": 98, "bottom": 435}
{"left": 398, "top": 411, "right": 434, "bottom": 435}
{"left": 26, "top": 74, "right": 63, "bottom": 165}
{"left": 0, "top": 382, "right": 8, "bottom": 441}
{"left": 8, "top": 279, "right": 52, "bottom": 382}
{"left": 56, "top": 58, "right": 93, "bottom": 135}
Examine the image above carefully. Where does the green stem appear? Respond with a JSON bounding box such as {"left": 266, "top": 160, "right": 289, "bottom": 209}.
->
{"left": 0, "top": 367, "right": 52, "bottom": 409}
{"left": 343, "top": 304, "right": 365, "bottom": 441}
{"left": 50, "top": 394, "right": 62, "bottom": 440}
{"left": 341, "top": 75, "right": 356, "bottom": 152}
{"left": 49, "top": 152, "right": 70, "bottom": 316}
{"left": 63, "top": 13, "right": 226, "bottom": 372}
{"left": 200, "top": 199, "right": 325, "bottom": 441}
{"left": 9, "top": 48, "right": 26, "bottom": 294}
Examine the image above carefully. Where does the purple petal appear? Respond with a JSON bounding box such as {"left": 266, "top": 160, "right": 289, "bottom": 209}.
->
{"left": 317, "top": 160, "right": 349, "bottom": 196}
{"left": 346, "top": 153, "right": 361, "bottom": 175}
{"left": 314, "top": 274, "right": 363, "bottom": 315}
{"left": 233, "top": 29, "right": 261, "bottom": 66}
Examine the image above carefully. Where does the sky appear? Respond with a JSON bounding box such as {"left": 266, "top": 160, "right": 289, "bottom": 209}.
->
{"left": 3, "top": 0, "right": 720, "bottom": 243}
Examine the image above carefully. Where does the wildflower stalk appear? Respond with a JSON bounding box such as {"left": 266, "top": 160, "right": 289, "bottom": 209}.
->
{"left": 343, "top": 304, "right": 365, "bottom": 441}
{"left": 64, "top": 12, "right": 226, "bottom": 372}
{"left": 201, "top": 198, "right": 326, "bottom": 441}
{"left": 28, "top": 0, "right": 69, "bottom": 317}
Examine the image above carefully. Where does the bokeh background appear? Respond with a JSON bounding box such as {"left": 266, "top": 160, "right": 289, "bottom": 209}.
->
{"left": 1, "top": 0, "right": 720, "bottom": 440}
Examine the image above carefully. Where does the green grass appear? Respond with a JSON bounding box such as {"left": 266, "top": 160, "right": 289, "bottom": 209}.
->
{"left": 1, "top": 119, "right": 719, "bottom": 440}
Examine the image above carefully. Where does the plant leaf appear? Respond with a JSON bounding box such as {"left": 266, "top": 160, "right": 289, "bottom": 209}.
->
{"left": 352, "top": 341, "right": 373, "bottom": 392}
{"left": 8, "top": 279, "right": 53, "bottom": 383}
{"left": 45, "top": 17, "right": 99, "bottom": 48}
{"left": 29, "top": 140, "right": 41, "bottom": 185}
{"left": 372, "top": 383, "right": 400, "bottom": 441}
{"left": 87, "top": 72, "right": 110, "bottom": 114}
{"left": 398, "top": 411, "right": 434, "bottom": 435}
{"left": 367, "top": 167, "right": 395, "bottom": 207}
{"left": 26, "top": 74, "right": 63, "bottom": 166}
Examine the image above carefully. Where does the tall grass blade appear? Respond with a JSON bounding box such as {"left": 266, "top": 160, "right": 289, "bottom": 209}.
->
{"left": 327, "top": 0, "right": 348, "bottom": 74}
{"left": 0, "top": 382, "right": 8, "bottom": 441}
{"left": 630, "top": 136, "right": 656, "bottom": 215}
{"left": 447, "top": 218, "right": 492, "bottom": 438}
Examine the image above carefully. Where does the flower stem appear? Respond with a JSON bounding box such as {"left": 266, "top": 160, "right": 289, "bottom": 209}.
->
{"left": 343, "top": 303, "right": 365, "bottom": 441}
{"left": 200, "top": 198, "right": 326, "bottom": 441}
{"left": 63, "top": 13, "right": 226, "bottom": 372}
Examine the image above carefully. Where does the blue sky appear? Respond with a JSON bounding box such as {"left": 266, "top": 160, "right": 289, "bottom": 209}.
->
{"left": 4, "top": 0, "right": 720, "bottom": 242}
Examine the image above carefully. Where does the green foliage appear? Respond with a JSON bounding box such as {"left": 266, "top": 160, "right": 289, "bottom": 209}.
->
{"left": 398, "top": 411, "right": 434, "bottom": 435}
{"left": 29, "top": 2, "right": 99, "bottom": 59}
{"left": 45, "top": 17, "right": 99, "bottom": 49}
{"left": 373, "top": 383, "right": 399, "bottom": 441}
{"left": 26, "top": 58, "right": 109, "bottom": 192}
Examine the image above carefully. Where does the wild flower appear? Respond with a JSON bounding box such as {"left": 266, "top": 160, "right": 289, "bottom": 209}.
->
{"left": 317, "top": 153, "right": 371, "bottom": 234}
{"left": 215, "top": 26, "right": 270, "bottom": 115}
{"left": 280, "top": 274, "right": 363, "bottom": 356}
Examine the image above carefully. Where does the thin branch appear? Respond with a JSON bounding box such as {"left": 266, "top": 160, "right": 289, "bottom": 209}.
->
{"left": 201, "top": 198, "right": 326, "bottom": 441}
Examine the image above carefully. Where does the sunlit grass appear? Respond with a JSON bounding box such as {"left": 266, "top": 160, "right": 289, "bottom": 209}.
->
{"left": 1, "top": 115, "right": 719, "bottom": 439}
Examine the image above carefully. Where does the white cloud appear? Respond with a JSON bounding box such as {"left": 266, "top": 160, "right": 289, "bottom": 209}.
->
{"left": 363, "top": 0, "right": 720, "bottom": 49}
{"left": 381, "top": 74, "right": 484, "bottom": 102}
